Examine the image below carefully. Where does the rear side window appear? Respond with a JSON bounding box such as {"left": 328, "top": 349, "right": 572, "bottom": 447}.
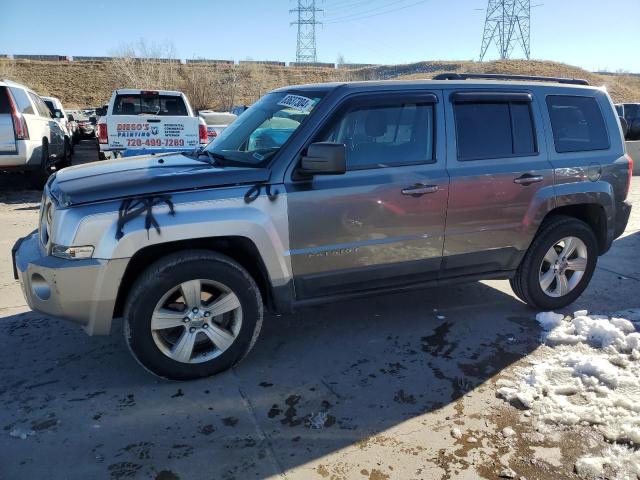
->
{"left": 112, "top": 94, "right": 188, "bottom": 116}
{"left": 546, "top": 95, "right": 609, "bottom": 153}
{"left": 43, "top": 100, "right": 55, "bottom": 114}
{"left": 8, "top": 87, "right": 34, "bottom": 115}
{"left": 454, "top": 101, "right": 537, "bottom": 160}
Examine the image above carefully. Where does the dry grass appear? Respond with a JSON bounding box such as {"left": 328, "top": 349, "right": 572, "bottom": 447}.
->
{"left": 387, "top": 59, "right": 640, "bottom": 103}
{"left": 1, "top": 58, "right": 638, "bottom": 109}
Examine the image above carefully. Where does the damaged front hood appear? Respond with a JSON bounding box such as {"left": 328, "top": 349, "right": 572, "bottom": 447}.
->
{"left": 49, "top": 153, "right": 271, "bottom": 206}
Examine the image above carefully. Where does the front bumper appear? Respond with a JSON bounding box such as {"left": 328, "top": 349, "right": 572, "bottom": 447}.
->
{"left": 13, "top": 232, "right": 128, "bottom": 335}
{"left": 614, "top": 201, "right": 632, "bottom": 239}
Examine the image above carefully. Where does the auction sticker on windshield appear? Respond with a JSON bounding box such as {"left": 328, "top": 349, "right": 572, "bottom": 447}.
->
{"left": 277, "top": 94, "right": 315, "bottom": 112}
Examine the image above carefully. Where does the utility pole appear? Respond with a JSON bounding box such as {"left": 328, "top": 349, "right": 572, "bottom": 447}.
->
{"left": 479, "top": 0, "right": 531, "bottom": 61}
{"left": 290, "top": 0, "right": 322, "bottom": 63}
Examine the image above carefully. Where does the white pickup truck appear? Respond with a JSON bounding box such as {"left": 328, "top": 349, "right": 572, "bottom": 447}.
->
{"left": 97, "top": 89, "right": 207, "bottom": 159}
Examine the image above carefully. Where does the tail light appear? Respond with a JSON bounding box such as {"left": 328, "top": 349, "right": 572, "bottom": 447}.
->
{"left": 199, "top": 120, "right": 208, "bottom": 144}
{"left": 625, "top": 153, "right": 633, "bottom": 200}
{"left": 98, "top": 123, "right": 108, "bottom": 144}
{"left": 6, "top": 89, "right": 29, "bottom": 140}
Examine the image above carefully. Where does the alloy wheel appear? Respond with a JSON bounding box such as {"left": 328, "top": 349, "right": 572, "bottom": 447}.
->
{"left": 539, "top": 236, "right": 588, "bottom": 298}
{"left": 150, "top": 279, "right": 242, "bottom": 363}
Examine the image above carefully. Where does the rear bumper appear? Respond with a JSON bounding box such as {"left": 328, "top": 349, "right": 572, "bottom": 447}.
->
{"left": 0, "top": 139, "right": 41, "bottom": 169}
{"left": 614, "top": 201, "right": 632, "bottom": 239}
{"left": 14, "top": 232, "right": 129, "bottom": 336}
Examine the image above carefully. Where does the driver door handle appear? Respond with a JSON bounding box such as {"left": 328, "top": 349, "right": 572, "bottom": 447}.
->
{"left": 401, "top": 184, "right": 439, "bottom": 197}
{"left": 514, "top": 174, "right": 544, "bottom": 185}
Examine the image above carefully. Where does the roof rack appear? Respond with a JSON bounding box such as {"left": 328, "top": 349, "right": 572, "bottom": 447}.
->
{"left": 432, "top": 73, "right": 590, "bottom": 86}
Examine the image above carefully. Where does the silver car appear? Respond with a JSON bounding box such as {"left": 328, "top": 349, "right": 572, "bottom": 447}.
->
{"left": 13, "top": 74, "right": 633, "bottom": 379}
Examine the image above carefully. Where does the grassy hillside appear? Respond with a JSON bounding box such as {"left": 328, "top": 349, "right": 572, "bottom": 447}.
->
{"left": 1, "top": 58, "right": 638, "bottom": 110}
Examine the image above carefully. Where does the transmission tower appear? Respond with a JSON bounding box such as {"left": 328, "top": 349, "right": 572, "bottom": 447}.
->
{"left": 479, "top": 0, "right": 531, "bottom": 61}
{"left": 290, "top": 0, "right": 322, "bottom": 63}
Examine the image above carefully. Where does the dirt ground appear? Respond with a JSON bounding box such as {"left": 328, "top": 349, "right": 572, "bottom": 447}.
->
{"left": 0, "top": 142, "right": 639, "bottom": 480}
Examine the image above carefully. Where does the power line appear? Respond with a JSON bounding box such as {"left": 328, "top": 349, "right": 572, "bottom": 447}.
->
{"left": 479, "top": 0, "right": 531, "bottom": 60}
{"left": 290, "top": 0, "right": 323, "bottom": 63}
{"left": 324, "top": 0, "right": 430, "bottom": 24}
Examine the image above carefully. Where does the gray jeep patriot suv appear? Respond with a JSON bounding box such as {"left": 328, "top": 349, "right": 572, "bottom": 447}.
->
{"left": 13, "top": 73, "right": 633, "bottom": 379}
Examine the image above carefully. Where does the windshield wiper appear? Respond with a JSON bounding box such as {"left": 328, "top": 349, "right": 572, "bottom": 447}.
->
{"left": 190, "top": 148, "right": 228, "bottom": 167}
{"left": 204, "top": 151, "right": 229, "bottom": 166}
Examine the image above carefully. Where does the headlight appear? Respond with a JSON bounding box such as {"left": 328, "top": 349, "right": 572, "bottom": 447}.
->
{"left": 51, "top": 244, "right": 94, "bottom": 260}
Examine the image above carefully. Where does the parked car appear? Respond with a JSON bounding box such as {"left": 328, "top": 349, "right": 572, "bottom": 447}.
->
{"left": 615, "top": 103, "right": 640, "bottom": 132}
{"left": 94, "top": 103, "right": 108, "bottom": 159}
{"left": 615, "top": 103, "right": 640, "bottom": 174}
{"left": 13, "top": 74, "right": 633, "bottom": 379}
{"left": 75, "top": 115, "right": 95, "bottom": 138}
{"left": 198, "top": 111, "right": 237, "bottom": 141}
{"left": 0, "top": 79, "right": 69, "bottom": 187}
{"left": 65, "top": 110, "right": 82, "bottom": 145}
{"left": 97, "top": 89, "right": 207, "bottom": 159}
{"left": 42, "top": 96, "right": 74, "bottom": 157}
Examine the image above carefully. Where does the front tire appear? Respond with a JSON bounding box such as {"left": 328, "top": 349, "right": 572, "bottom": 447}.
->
{"left": 124, "top": 250, "right": 263, "bottom": 380}
{"left": 510, "top": 216, "right": 598, "bottom": 310}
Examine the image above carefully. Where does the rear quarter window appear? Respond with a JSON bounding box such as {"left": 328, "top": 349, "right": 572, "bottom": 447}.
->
{"left": 28, "top": 93, "right": 52, "bottom": 118}
{"left": 0, "top": 87, "right": 11, "bottom": 114}
{"left": 112, "top": 94, "right": 188, "bottom": 116}
{"left": 546, "top": 95, "right": 609, "bottom": 153}
{"left": 8, "top": 87, "right": 35, "bottom": 115}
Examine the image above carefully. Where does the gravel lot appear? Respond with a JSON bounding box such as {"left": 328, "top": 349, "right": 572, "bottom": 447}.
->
{"left": 0, "top": 142, "right": 638, "bottom": 480}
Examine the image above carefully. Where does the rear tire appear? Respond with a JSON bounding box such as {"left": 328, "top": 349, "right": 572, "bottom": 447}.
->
{"left": 59, "top": 137, "right": 72, "bottom": 168}
{"left": 124, "top": 250, "right": 263, "bottom": 380}
{"left": 510, "top": 215, "right": 598, "bottom": 310}
{"left": 27, "top": 141, "right": 52, "bottom": 190}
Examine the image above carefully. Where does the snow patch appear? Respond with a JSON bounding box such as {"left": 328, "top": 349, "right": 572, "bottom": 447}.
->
{"left": 498, "top": 311, "right": 640, "bottom": 478}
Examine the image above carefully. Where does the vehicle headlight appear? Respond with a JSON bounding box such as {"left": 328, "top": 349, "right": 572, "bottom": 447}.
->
{"left": 51, "top": 244, "right": 94, "bottom": 260}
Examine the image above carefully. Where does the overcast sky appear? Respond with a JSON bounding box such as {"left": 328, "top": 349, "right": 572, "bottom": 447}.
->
{"left": 1, "top": 0, "right": 638, "bottom": 72}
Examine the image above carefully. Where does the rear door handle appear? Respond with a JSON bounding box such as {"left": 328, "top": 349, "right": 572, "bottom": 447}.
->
{"left": 514, "top": 174, "right": 544, "bottom": 185}
{"left": 401, "top": 184, "right": 439, "bottom": 197}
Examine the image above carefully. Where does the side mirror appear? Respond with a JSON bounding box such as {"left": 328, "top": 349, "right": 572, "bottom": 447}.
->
{"left": 299, "top": 142, "right": 346, "bottom": 176}
{"left": 53, "top": 109, "right": 64, "bottom": 119}
{"left": 627, "top": 118, "right": 640, "bottom": 141}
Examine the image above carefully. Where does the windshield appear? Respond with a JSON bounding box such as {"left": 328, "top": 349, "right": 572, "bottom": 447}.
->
{"left": 205, "top": 91, "right": 325, "bottom": 166}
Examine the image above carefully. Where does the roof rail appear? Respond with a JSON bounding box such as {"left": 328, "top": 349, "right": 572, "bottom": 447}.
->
{"left": 432, "top": 73, "right": 590, "bottom": 86}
